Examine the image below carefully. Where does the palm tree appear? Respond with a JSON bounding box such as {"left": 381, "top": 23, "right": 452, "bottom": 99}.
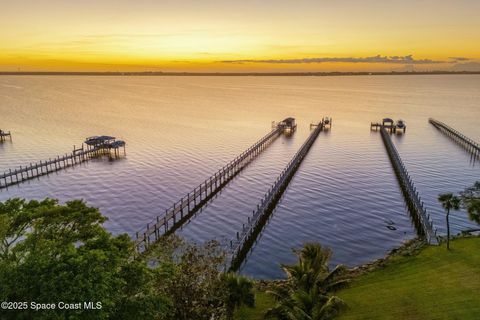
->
{"left": 265, "top": 243, "right": 348, "bottom": 320}
{"left": 438, "top": 193, "right": 460, "bottom": 250}
{"left": 282, "top": 244, "right": 348, "bottom": 293}
{"left": 222, "top": 272, "right": 255, "bottom": 320}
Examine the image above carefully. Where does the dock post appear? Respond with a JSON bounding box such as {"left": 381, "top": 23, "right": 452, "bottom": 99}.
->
{"left": 227, "top": 121, "right": 323, "bottom": 270}
{"left": 180, "top": 198, "right": 184, "bottom": 218}
{"left": 133, "top": 125, "right": 286, "bottom": 253}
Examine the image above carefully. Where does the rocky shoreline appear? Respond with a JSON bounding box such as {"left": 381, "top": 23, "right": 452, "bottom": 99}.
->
{"left": 253, "top": 232, "right": 480, "bottom": 291}
{"left": 254, "top": 237, "right": 426, "bottom": 291}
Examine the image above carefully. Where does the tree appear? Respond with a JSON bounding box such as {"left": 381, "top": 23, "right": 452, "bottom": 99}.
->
{"left": 438, "top": 193, "right": 461, "bottom": 250}
{"left": 265, "top": 243, "right": 348, "bottom": 320}
{"left": 459, "top": 181, "right": 480, "bottom": 224}
{"left": 0, "top": 198, "right": 167, "bottom": 320}
{"left": 1, "top": 197, "right": 259, "bottom": 319}
{"left": 149, "top": 237, "right": 228, "bottom": 320}
{"left": 222, "top": 272, "right": 255, "bottom": 320}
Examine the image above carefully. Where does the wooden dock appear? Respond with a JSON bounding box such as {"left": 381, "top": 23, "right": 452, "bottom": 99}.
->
{"left": 371, "top": 118, "right": 406, "bottom": 133}
{"left": 371, "top": 123, "right": 404, "bottom": 133}
{"left": 0, "top": 129, "right": 11, "bottom": 141}
{"left": 429, "top": 118, "right": 480, "bottom": 156}
{"left": 227, "top": 120, "right": 325, "bottom": 271}
{"left": 134, "top": 121, "right": 291, "bottom": 254}
{"left": 0, "top": 137, "right": 126, "bottom": 189}
{"left": 379, "top": 126, "right": 438, "bottom": 244}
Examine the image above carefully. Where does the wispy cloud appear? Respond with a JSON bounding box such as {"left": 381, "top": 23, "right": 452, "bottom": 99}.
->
{"left": 449, "top": 56, "right": 470, "bottom": 61}
{"left": 220, "top": 55, "right": 450, "bottom": 64}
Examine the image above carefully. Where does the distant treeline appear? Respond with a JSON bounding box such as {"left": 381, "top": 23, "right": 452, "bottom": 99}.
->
{"left": 1, "top": 71, "right": 480, "bottom": 76}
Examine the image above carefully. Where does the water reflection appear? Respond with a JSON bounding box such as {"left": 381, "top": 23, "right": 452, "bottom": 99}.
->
{"left": 0, "top": 75, "right": 479, "bottom": 279}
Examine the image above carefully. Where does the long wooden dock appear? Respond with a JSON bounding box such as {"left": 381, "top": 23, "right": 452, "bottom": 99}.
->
{"left": 0, "top": 129, "right": 11, "bottom": 141}
{"left": 379, "top": 126, "right": 438, "bottom": 244}
{"left": 227, "top": 121, "right": 324, "bottom": 270}
{"left": 0, "top": 137, "right": 126, "bottom": 189}
{"left": 429, "top": 118, "right": 480, "bottom": 156}
{"left": 134, "top": 121, "right": 292, "bottom": 254}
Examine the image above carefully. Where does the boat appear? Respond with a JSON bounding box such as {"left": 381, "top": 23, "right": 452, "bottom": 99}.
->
{"left": 108, "top": 140, "right": 126, "bottom": 148}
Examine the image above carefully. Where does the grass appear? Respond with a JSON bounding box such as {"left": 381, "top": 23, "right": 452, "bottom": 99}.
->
{"left": 235, "top": 290, "right": 275, "bottom": 320}
{"left": 338, "top": 237, "right": 480, "bottom": 319}
{"left": 235, "top": 237, "right": 480, "bottom": 320}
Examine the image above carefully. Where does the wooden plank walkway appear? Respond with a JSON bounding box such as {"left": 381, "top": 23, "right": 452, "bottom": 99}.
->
{"left": 227, "top": 121, "right": 324, "bottom": 271}
{"left": 379, "top": 126, "right": 438, "bottom": 245}
{"left": 134, "top": 123, "right": 287, "bottom": 254}
{"left": 429, "top": 118, "right": 480, "bottom": 156}
{"left": 0, "top": 144, "right": 125, "bottom": 189}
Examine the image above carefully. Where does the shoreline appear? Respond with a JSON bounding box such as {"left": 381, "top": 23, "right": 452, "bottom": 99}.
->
{"left": 254, "top": 231, "right": 479, "bottom": 288}
{"left": 254, "top": 237, "right": 426, "bottom": 290}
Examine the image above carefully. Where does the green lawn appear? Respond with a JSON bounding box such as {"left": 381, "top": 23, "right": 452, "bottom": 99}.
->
{"left": 235, "top": 237, "right": 480, "bottom": 320}
{"left": 235, "top": 290, "right": 275, "bottom": 320}
{"left": 338, "top": 237, "right": 480, "bottom": 320}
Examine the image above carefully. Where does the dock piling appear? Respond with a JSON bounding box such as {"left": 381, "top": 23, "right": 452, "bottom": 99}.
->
{"left": 429, "top": 118, "right": 480, "bottom": 157}
{"left": 378, "top": 125, "right": 438, "bottom": 244}
{"left": 0, "top": 135, "right": 126, "bottom": 189}
{"left": 0, "top": 129, "right": 12, "bottom": 142}
{"left": 227, "top": 120, "right": 325, "bottom": 270}
{"left": 134, "top": 120, "right": 293, "bottom": 254}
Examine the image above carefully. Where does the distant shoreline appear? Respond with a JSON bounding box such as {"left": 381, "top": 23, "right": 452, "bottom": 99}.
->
{"left": 1, "top": 71, "right": 480, "bottom": 76}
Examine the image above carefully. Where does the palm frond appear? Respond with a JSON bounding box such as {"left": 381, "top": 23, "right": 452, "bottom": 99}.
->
{"left": 314, "top": 296, "right": 347, "bottom": 320}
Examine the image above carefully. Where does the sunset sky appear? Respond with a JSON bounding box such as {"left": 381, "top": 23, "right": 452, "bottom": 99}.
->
{"left": 1, "top": 0, "right": 479, "bottom": 72}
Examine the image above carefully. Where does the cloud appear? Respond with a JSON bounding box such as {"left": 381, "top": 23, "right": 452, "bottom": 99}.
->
{"left": 449, "top": 57, "right": 470, "bottom": 61}
{"left": 220, "top": 55, "right": 449, "bottom": 64}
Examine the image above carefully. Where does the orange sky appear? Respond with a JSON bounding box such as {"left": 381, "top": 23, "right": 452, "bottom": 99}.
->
{"left": 1, "top": 0, "right": 479, "bottom": 72}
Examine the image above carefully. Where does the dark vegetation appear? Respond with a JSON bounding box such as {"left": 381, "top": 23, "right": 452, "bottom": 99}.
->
{"left": 438, "top": 180, "right": 480, "bottom": 249}
{"left": 0, "top": 198, "right": 254, "bottom": 319}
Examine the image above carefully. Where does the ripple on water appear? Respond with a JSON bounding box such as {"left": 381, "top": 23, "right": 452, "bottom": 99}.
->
{"left": 1, "top": 75, "right": 479, "bottom": 279}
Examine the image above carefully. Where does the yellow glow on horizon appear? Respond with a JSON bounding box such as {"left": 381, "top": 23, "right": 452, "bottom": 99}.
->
{"left": 1, "top": 1, "right": 479, "bottom": 72}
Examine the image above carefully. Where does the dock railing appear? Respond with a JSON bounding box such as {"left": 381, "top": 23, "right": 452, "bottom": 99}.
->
{"left": 134, "top": 124, "right": 286, "bottom": 254}
{"left": 379, "top": 126, "right": 438, "bottom": 244}
{"left": 429, "top": 118, "right": 480, "bottom": 156}
{"left": 0, "top": 141, "right": 125, "bottom": 189}
{"left": 227, "top": 121, "right": 324, "bottom": 270}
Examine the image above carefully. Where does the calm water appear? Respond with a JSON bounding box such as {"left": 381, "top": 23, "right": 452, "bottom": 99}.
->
{"left": 1, "top": 75, "right": 479, "bottom": 279}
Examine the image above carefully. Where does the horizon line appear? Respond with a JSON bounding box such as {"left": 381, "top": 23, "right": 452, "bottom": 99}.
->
{"left": 2, "top": 70, "right": 480, "bottom": 76}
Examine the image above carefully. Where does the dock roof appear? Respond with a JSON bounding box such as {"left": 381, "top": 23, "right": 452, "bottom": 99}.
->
{"left": 85, "top": 135, "right": 116, "bottom": 145}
